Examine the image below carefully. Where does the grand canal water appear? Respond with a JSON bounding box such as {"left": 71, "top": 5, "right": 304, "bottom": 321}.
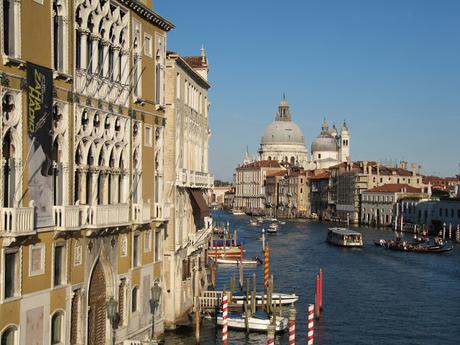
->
{"left": 165, "top": 210, "right": 460, "bottom": 345}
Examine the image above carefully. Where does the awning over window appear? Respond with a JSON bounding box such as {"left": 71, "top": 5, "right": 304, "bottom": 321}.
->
{"left": 188, "top": 189, "right": 210, "bottom": 218}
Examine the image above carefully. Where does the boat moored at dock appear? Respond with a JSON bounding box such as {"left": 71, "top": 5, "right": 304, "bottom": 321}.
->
{"left": 214, "top": 312, "right": 288, "bottom": 332}
{"left": 327, "top": 227, "right": 363, "bottom": 247}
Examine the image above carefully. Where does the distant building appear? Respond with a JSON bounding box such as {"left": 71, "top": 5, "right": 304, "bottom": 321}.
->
{"left": 309, "top": 171, "right": 332, "bottom": 220}
{"left": 210, "top": 186, "right": 233, "bottom": 206}
{"left": 400, "top": 198, "right": 460, "bottom": 233}
{"left": 234, "top": 160, "right": 286, "bottom": 214}
{"left": 223, "top": 188, "right": 236, "bottom": 210}
{"left": 361, "top": 184, "right": 425, "bottom": 226}
{"left": 277, "top": 168, "right": 309, "bottom": 218}
{"left": 329, "top": 161, "right": 427, "bottom": 224}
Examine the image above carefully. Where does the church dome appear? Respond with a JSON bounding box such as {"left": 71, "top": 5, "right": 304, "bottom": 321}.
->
{"left": 311, "top": 134, "right": 338, "bottom": 152}
{"left": 261, "top": 121, "right": 305, "bottom": 145}
{"left": 311, "top": 118, "right": 338, "bottom": 152}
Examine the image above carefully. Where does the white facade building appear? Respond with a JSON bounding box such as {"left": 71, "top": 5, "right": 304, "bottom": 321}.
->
{"left": 163, "top": 49, "right": 213, "bottom": 328}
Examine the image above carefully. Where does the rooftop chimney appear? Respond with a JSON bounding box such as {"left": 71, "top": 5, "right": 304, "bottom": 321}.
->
{"left": 411, "top": 163, "right": 417, "bottom": 176}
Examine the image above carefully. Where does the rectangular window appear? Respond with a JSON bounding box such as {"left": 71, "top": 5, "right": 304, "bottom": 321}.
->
{"left": 144, "top": 124, "right": 152, "bottom": 147}
{"left": 4, "top": 250, "right": 18, "bottom": 299}
{"left": 154, "top": 229, "right": 162, "bottom": 263}
{"left": 133, "top": 234, "right": 140, "bottom": 267}
{"left": 176, "top": 73, "right": 180, "bottom": 99}
{"left": 53, "top": 13, "right": 64, "bottom": 71}
{"left": 144, "top": 33, "right": 152, "bottom": 57}
{"left": 3, "top": 0, "right": 15, "bottom": 56}
{"left": 53, "top": 245, "right": 66, "bottom": 287}
{"left": 144, "top": 230, "right": 151, "bottom": 252}
{"left": 29, "top": 244, "right": 45, "bottom": 276}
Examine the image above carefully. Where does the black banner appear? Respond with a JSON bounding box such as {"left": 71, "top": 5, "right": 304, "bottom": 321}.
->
{"left": 27, "top": 63, "right": 54, "bottom": 228}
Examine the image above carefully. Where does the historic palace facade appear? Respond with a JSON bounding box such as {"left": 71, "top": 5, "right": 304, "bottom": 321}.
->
{"left": 0, "top": 1, "right": 173, "bottom": 345}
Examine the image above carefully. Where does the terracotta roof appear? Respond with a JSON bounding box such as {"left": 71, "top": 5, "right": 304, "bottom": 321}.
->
{"left": 183, "top": 56, "right": 207, "bottom": 68}
{"left": 237, "top": 160, "right": 282, "bottom": 170}
{"left": 266, "top": 171, "right": 286, "bottom": 177}
{"left": 365, "top": 184, "right": 421, "bottom": 193}
{"left": 309, "top": 171, "right": 330, "bottom": 180}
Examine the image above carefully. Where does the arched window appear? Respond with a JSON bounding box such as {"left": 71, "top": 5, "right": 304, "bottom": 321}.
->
{"left": 51, "top": 312, "right": 64, "bottom": 345}
{"left": 1, "top": 325, "right": 18, "bottom": 345}
{"left": 131, "top": 286, "right": 138, "bottom": 313}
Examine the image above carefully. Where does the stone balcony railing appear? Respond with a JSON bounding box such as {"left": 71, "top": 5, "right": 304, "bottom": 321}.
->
{"left": 132, "top": 202, "right": 151, "bottom": 224}
{"left": 81, "top": 204, "right": 130, "bottom": 228}
{"left": 176, "top": 169, "right": 214, "bottom": 189}
{"left": 0, "top": 207, "right": 35, "bottom": 236}
{"left": 53, "top": 205, "right": 80, "bottom": 231}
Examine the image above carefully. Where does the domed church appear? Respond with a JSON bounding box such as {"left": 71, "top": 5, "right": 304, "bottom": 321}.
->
{"left": 310, "top": 118, "right": 350, "bottom": 169}
{"left": 258, "top": 96, "right": 309, "bottom": 167}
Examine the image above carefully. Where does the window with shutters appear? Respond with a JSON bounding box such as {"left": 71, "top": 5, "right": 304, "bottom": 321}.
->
{"left": 1, "top": 325, "right": 18, "bottom": 345}
{"left": 2, "top": 249, "right": 20, "bottom": 300}
{"left": 2, "top": 0, "right": 21, "bottom": 59}
{"left": 131, "top": 286, "right": 139, "bottom": 313}
{"left": 53, "top": 244, "right": 66, "bottom": 287}
{"left": 51, "top": 311, "right": 64, "bottom": 345}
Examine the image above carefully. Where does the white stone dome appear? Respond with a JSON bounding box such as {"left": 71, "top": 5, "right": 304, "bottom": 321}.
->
{"left": 311, "top": 133, "right": 338, "bottom": 152}
{"left": 261, "top": 121, "right": 305, "bottom": 145}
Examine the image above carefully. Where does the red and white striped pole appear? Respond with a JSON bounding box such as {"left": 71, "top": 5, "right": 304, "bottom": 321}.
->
{"left": 307, "top": 304, "right": 315, "bottom": 345}
{"left": 315, "top": 274, "right": 320, "bottom": 319}
{"left": 266, "top": 323, "right": 275, "bottom": 345}
{"left": 319, "top": 269, "right": 323, "bottom": 311}
{"left": 264, "top": 245, "right": 270, "bottom": 288}
{"left": 222, "top": 293, "right": 228, "bottom": 344}
{"left": 288, "top": 306, "right": 296, "bottom": 345}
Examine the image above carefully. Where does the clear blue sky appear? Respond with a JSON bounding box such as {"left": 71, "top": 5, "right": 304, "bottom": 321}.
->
{"left": 155, "top": 0, "right": 460, "bottom": 181}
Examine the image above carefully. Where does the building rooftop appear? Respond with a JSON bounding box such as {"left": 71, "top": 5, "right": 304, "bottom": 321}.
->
{"left": 365, "top": 184, "right": 422, "bottom": 193}
{"left": 237, "top": 160, "right": 282, "bottom": 170}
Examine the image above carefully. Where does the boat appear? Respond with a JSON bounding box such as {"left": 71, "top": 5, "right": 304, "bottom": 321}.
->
{"left": 211, "top": 257, "right": 262, "bottom": 265}
{"left": 231, "top": 209, "right": 245, "bottom": 215}
{"left": 208, "top": 247, "right": 244, "bottom": 257}
{"left": 257, "top": 217, "right": 264, "bottom": 223}
{"left": 267, "top": 223, "right": 278, "bottom": 233}
{"left": 279, "top": 221, "right": 286, "bottom": 225}
{"left": 375, "top": 238, "right": 453, "bottom": 253}
{"left": 214, "top": 312, "right": 288, "bottom": 332}
{"left": 249, "top": 218, "right": 258, "bottom": 226}
{"left": 327, "top": 227, "right": 363, "bottom": 247}
{"left": 232, "top": 293, "right": 299, "bottom": 306}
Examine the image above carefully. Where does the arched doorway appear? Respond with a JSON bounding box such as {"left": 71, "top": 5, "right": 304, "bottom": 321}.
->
{"left": 88, "top": 260, "right": 107, "bottom": 345}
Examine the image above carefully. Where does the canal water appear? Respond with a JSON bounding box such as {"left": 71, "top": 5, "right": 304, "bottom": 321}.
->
{"left": 165, "top": 210, "right": 460, "bottom": 345}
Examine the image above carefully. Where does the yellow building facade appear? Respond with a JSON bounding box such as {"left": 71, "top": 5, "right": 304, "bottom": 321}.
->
{"left": 0, "top": 1, "right": 173, "bottom": 344}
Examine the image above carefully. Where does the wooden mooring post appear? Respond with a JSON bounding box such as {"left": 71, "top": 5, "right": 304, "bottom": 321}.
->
{"left": 195, "top": 296, "right": 201, "bottom": 344}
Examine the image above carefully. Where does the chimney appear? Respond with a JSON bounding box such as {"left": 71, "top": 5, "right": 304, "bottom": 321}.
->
{"left": 377, "top": 161, "right": 380, "bottom": 176}
{"left": 411, "top": 163, "right": 417, "bottom": 176}
{"left": 399, "top": 161, "right": 408, "bottom": 170}
{"left": 363, "top": 161, "right": 367, "bottom": 173}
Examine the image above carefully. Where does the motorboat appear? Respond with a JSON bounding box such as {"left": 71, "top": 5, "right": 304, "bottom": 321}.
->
{"left": 214, "top": 311, "right": 288, "bottom": 332}
{"left": 267, "top": 223, "right": 278, "bottom": 233}
{"left": 232, "top": 292, "right": 299, "bottom": 306}
{"left": 327, "top": 227, "right": 363, "bottom": 247}
{"left": 210, "top": 257, "right": 261, "bottom": 265}
{"left": 249, "top": 218, "right": 258, "bottom": 226}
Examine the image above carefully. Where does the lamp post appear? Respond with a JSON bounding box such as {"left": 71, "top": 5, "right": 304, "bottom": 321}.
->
{"left": 150, "top": 280, "right": 162, "bottom": 344}
{"left": 106, "top": 297, "right": 119, "bottom": 345}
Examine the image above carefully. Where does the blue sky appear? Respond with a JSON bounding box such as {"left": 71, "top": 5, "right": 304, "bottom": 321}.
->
{"left": 155, "top": 0, "right": 460, "bottom": 181}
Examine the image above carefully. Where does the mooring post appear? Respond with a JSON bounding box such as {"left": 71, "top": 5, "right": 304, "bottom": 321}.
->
{"left": 319, "top": 269, "right": 323, "bottom": 311}
{"left": 262, "top": 228, "right": 266, "bottom": 251}
{"left": 315, "top": 274, "right": 320, "bottom": 319}
{"left": 244, "top": 300, "right": 249, "bottom": 335}
{"left": 449, "top": 223, "right": 452, "bottom": 240}
{"left": 222, "top": 288, "right": 228, "bottom": 345}
{"left": 288, "top": 305, "right": 296, "bottom": 345}
{"left": 456, "top": 224, "right": 460, "bottom": 243}
{"left": 251, "top": 273, "right": 257, "bottom": 314}
{"left": 239, "top": 259, "right": 244, "bottom": 291}
{"left": 307, "top": 304, "right": 315, "bottom": 345}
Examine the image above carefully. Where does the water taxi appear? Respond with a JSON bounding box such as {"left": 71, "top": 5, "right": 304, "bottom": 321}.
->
{"left": 327, "top": 227, "right": 363, "bottom": 247}
{"left": 232, "top": 292, "right": 299, "bottom": 306}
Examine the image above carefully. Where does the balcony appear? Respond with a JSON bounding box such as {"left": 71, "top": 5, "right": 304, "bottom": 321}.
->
{"left": 81, "top": 204, "right": 130, "bottom": 228}
{"left": 0, "top": 207, "right": 35, "bottom": 236}
{"left": 154, "top": 202, "right": 170, "bottom": 222}
{"left": 53, "top": 205, "right": 80, "bottom": 231}
{"left": 132, "top": 202, "right": 151, "bottom": 224}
